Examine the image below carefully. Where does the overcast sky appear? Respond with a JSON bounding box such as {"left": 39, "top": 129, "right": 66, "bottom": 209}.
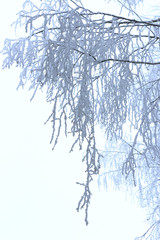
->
{"left": 0, "top": 0, "right": 153, "bottom": 239}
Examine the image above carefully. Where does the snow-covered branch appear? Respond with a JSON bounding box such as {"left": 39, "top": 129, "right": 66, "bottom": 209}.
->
{"left": 1, "top": 0, "right": 160, "bottom": 236}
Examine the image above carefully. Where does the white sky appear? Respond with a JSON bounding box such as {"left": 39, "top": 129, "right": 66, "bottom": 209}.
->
{"left": 0, "top": 0, "right": 155, "bottom": 239}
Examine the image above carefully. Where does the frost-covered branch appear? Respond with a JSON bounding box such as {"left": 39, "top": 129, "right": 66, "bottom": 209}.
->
{"left": 1, "top": 0, "right": 160, "bottom": 236}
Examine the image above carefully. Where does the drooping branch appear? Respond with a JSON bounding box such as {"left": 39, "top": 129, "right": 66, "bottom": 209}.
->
{"left": 1, "top": 0, "right": 160, "bottom": 234}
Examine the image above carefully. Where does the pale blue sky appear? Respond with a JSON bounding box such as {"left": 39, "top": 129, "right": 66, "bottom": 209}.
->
{"left": 0, "top": 0, "right": 153, "bottom": 239}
